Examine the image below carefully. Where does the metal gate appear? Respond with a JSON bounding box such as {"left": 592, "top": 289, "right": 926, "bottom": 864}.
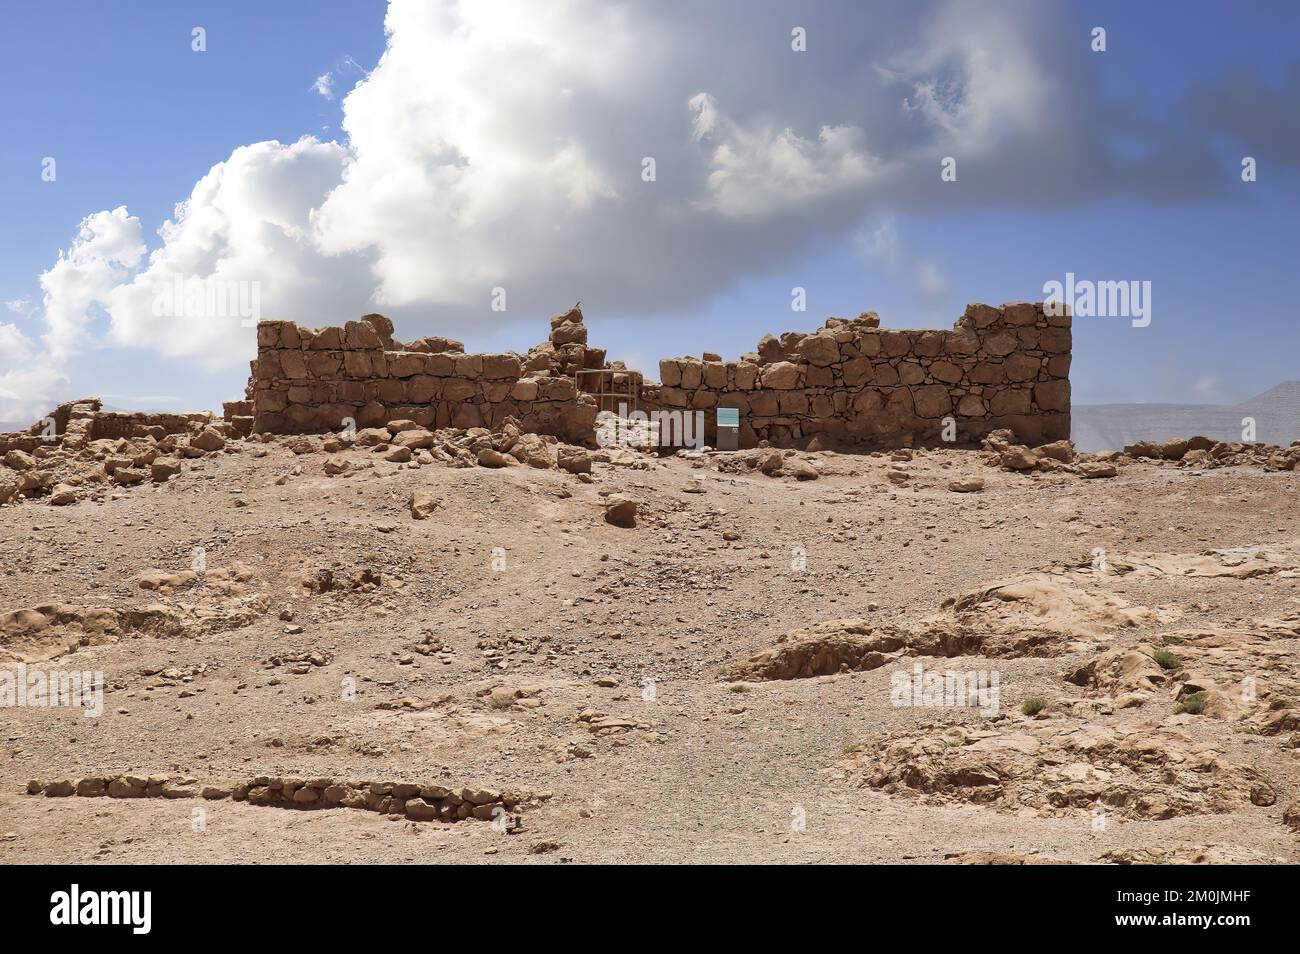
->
{"left": 574, "top": 368, "right": 643, "bottom": 414}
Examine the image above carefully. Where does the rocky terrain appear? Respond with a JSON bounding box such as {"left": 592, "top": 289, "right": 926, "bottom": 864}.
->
{"left": 2, "top": 406, "right": 1299, "bottom": 864}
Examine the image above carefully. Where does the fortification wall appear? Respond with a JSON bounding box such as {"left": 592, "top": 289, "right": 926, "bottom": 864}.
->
{"left": 247, "top": 302, "right": 1071, "bottom": 450}
{"left": 0, "top": 398, "right": 215, "bottom": 455}
{"left": 645, "top": 302, "right": 1070, "bottom": 448}
{"left": 249, "top": 313, "right": 599, "bottom": 442}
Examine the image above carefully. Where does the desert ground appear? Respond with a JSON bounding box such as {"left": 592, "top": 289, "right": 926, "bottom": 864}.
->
{"left": 2, "top": 424, "right": 1299, "bottom": 864}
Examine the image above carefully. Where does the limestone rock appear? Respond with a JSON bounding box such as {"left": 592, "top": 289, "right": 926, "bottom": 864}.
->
{"left": 557, "top": 445, "right": 592, "bottom": 474}
{"left": 150, "top": 457, "right": 182, "bottom": 482}
{"left": 1036, "top": 440, "right": 1074, "bottom": 463}
{"left": 604, "top": 494, "right": 637, "bottom": 527}
{"left": 408, "top": 491, "right": 439, "bottom": 520}
{"left": 999, "top": 446, "right": 1039, "bottom": 471}
{"left": 191, "top": 427, "right": 226, "bottom": 453}
{"left": 785, "top": 458, "right": 819, "bottom": 480}
{"left": 1078, "top": 462, "right": 1118, "bottom": 479}
{"left": 110, "top": 467, "right": 148, "bottom": 486}
{"left": 48, "top": 484, "right": 78, "bottom": 505}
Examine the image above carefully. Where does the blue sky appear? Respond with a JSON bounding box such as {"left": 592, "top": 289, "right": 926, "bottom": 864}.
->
{"left": 1, "top": 0, "right": 1297, "bottom": 424}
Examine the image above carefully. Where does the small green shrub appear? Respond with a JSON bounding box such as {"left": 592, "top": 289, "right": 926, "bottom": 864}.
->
{"left": 1176, "top": 691, "right": 1208, "bottom": 715}
{"left": 1021, "top": 696, "right": 1048, "bottom": 717}
{"left": 1152, "top": 649, "right": 1181, "bottom": 671}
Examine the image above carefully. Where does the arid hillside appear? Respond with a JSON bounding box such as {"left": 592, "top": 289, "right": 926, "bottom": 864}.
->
{"left": 3, "top": 417, "right": 1299, "bottom": 863}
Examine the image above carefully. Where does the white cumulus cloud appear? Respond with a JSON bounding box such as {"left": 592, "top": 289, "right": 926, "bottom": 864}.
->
{"left": 313, "top": 73, "right": 335, "bottom": 100}
{"left": 104, "top": 137, "right": 364, "bottom": 368}
{"left": 5, "top": 0, "right": 1224, "bottom": 425}
{"left": 39, "top": 207, "right": 145, "bottom": 360}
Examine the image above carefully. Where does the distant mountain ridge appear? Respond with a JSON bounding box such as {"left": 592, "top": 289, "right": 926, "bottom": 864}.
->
{"left": 1073, "top": 381, "right": 1300, "bottom": 453}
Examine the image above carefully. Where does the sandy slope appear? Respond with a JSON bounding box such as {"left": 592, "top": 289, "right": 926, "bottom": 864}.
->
{"left": 2, "top": 437, "right": 1298, "bottom": 864}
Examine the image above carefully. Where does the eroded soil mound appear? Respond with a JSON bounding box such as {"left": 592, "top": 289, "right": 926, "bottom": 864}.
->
{"left": 726, "top": 573, "right": 1166, "bottom": 680}
{"left": 0, "top": 604, "right": 181, "bottom": 662}
{"left": 838, "top": 719, "right": 1268, "bottom": 820}
{"left": 1099, "top": 543, "right": 1300, "bottom": 579}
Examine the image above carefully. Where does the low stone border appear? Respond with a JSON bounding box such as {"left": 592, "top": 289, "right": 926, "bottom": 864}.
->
{"left": 26, "top": 774, "right": 549, "bottom": 824}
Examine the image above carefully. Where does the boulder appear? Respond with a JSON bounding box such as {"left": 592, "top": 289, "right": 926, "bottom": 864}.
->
{"left": 360, "top": 313, "right": 396, "bottom": 347}
{"left": 755, "top": 449, "right": 784, "bottom": 475}
{"left": 798, "top": 334, "right": 839, "bottom": 367}
{"left": 150, "top": 457, "right": 182, "bottom": 482}
{"left": 395, "top": 429, "right": 435, "bottom": 450}
{"left": 405, "top": 797, "right": 439, "bottom": 821}
{"left": 1078, "top": 462, "right": 1118, "bottom": 479}
{"left": 604, "top": 494, "right": 637, "bottom": 527}
{"left": 999, "top": 446, "right": 1039, "bottom": 471}
{"left": 557, "top": 445, "right": 592, "bottom": 475}
{"left": 3, "top": 449, "right": 36, "bottom": 470}
{"left": 110, "top": 467, "right": 148, "bottom": 486}
{"left": 785, "top": 459, "right": 819, "bottom": 480}
{"left": 1160, "top": 438, "right": 1189, "bottom": 460}
{"left": 48, "top": 484, "right": 78, "bottom": 506}
{"left": 191, "top": 427, "right": 226, "bottom": 453}
{"left": 510, "top": 433, "right": 556, "bottom": 469}
{"left": 1036, "top": 440, "right": 1075, "bottom": 463}
{"left": 1124, "top": 441, "right": 1161, "bottom": 459}
{"left": 0, "top": 473, "right": 21, "bottom": 504}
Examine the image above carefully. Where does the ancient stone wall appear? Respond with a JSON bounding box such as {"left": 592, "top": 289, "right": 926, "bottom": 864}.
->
{"left": 646, "top": 302, "right": 1070, "bottom": 448}
{"left": 249, "top": 313, "right": 599, "bottom": 442}
{"left": 0, "top": 398, "right": 214, "bottom": 456}
{"left": 247, "top": 302, "right": 1070, "bottom": 450}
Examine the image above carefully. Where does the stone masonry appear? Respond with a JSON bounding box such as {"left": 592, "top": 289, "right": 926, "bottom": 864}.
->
{"left": 645, "top": 302, "right": 1071, "bottom": 448}
{"left": 247, "top": 302, "right": 1070, "bottom": 450}
{"left": 0, "top": 397, "right": 219, "bottom": 457}
{"left": 249, "top": 312, "right": 600, "bottom": 442}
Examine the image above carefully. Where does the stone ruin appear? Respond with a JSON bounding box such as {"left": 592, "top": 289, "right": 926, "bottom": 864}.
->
{"left": 247, "top": 311, "right": 601, "bottom": 442}
{"left": 26, "top": 774, "right": 545, "bottom": 826}
{"left": 0, "top": 397, "right": 225, "bottom": 458}
{"left": 245, "top": 302, "right": 1071, "bottom": 451}
{"left": 646, "top": 302, "right": 1070, "bottom": 448}
{"left": 1, "top": 301, "right": 1071, "bottom": 460}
